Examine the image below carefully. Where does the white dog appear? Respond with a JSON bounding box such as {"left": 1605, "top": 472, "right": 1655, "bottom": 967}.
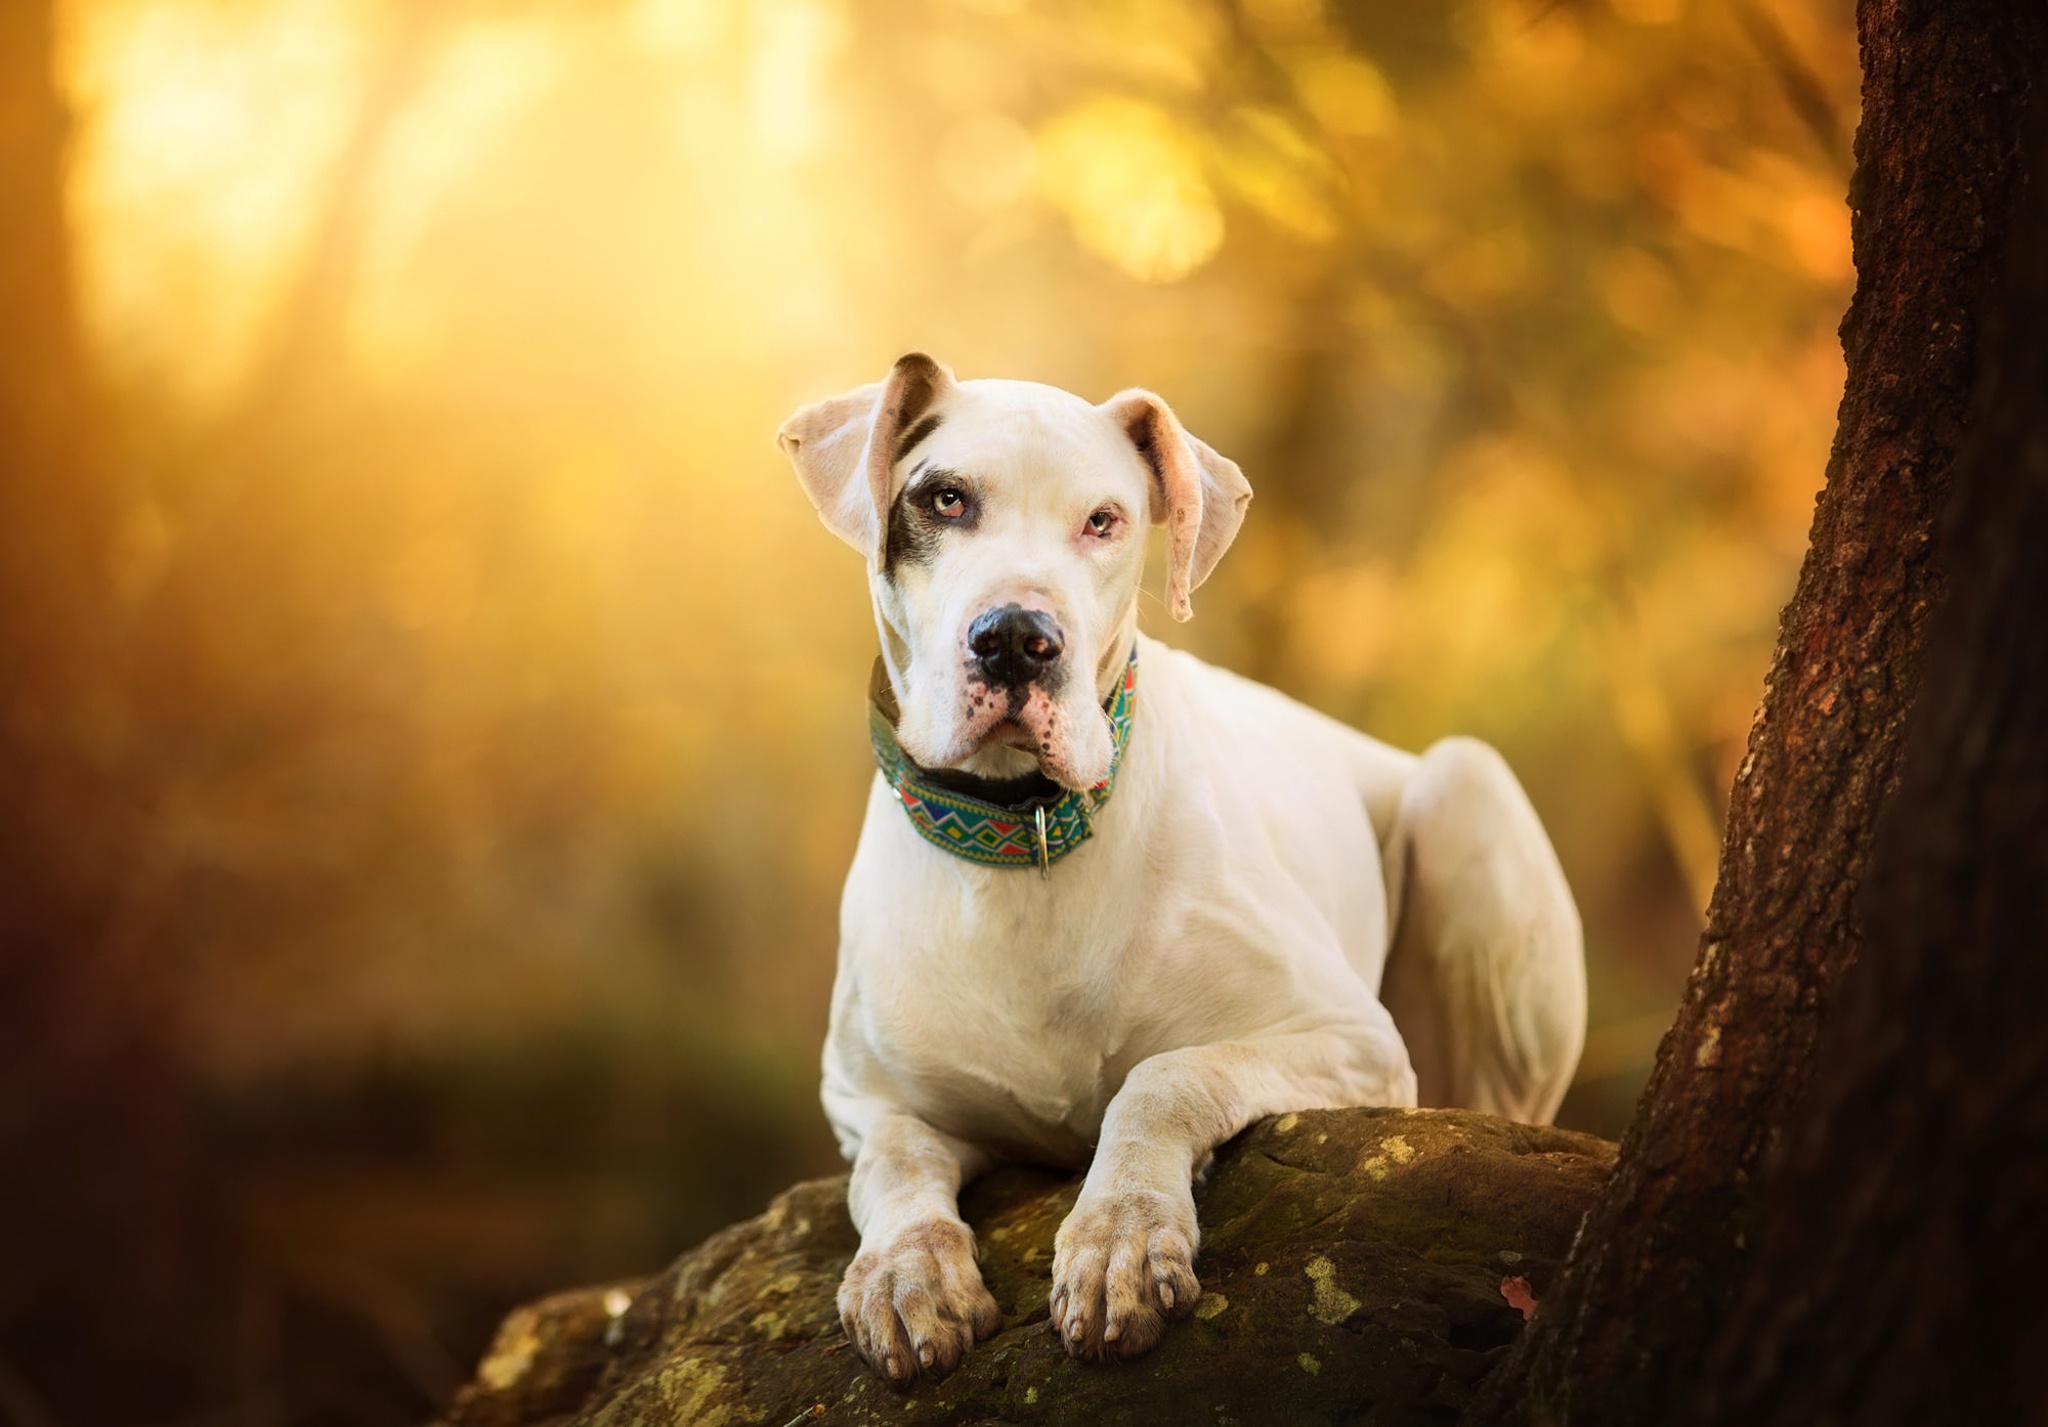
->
{"left": 777, "top": 354, "right": 1586, "bottom": 1385}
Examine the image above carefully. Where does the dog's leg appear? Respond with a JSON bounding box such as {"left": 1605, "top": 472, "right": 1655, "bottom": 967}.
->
{"left": 1051, "top": 1027, "right": 1415, "bottom": 1360}
{"left": 839, "top": 1111, "right": 1003, "bottom": 1385}
{"left": 1377, "top": 736, "right": 1586, "bottom": 1124}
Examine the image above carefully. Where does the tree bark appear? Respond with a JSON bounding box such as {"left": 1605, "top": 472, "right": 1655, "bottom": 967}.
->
{"left": 1467, "top": 2, "right": 2048, "bottom": 1421}
{"left": 1692, "top": 102, "right": 2048, "bottom": 1427}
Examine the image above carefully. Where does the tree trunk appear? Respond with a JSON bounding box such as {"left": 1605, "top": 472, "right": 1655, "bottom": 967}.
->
{"left": 1467, "top": 2, "right": 2048, "bottom": 1421}
{"left": 1691, "top": 102, "right": 2048, "bottom": 1427}
{"left": 0, "top": 0, "right": 188, "bottom": 1416}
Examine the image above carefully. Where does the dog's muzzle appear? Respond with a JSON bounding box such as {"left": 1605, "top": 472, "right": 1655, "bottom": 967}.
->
{"left": 968, "top": 604, "right": 1064, "bottom": 689}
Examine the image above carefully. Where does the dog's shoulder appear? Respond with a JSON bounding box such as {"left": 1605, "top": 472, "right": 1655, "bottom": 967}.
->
{"left": 1139, "top": 634, "right": 1414, "bottom": 769}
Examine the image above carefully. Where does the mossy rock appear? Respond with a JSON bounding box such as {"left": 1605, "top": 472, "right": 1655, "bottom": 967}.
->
{"left": 442, "top": 1108, "right": 1613, "bottom": 1427}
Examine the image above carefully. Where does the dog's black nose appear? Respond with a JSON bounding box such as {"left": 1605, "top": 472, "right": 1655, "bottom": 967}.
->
{"left": 968, "top": 604, "right": 1065, "bottom": 688}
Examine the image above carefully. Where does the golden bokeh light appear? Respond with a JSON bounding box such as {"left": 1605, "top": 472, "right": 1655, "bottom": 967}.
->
{"left": 15, "top": 0, "right": 1861, "bottom": 1408}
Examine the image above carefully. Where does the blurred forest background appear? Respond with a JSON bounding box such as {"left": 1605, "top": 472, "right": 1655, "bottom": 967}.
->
{"left": 1, "top": 0, "right": 1856, "bottom": 1421}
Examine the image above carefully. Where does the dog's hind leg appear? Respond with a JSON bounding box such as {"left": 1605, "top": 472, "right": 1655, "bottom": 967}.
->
{"left": 1376, "top": 737, "right": 1586, "bottom": 1124}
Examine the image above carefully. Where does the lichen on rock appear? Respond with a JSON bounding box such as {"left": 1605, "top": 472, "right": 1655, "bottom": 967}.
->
{"left": 441, "top": 1108, "right": 1614, "bottom": 1427}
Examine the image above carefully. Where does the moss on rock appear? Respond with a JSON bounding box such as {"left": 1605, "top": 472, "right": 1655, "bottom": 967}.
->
{"left": 443, "top": 1109, "right": 1613, "bottom": 1427}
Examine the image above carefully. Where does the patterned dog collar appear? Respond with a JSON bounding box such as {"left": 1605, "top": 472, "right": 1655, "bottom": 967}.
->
{"left": 867, "top": 649, "right": 1138, "bottom": 873}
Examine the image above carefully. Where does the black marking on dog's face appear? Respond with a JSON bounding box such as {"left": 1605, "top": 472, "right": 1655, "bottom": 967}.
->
{"left": 886, "top": 465, "right": 979, "bottom": 573}
{"left": 895, "top": 412, "right": 944, "bottom": 465}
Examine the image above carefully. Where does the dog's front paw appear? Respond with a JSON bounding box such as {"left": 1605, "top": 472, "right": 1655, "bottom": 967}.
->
{"left": 1049, "top": 1187, "right": 1201, "bottom": 1360}
{"left": 838, "top": 1217, "right": 1002, "bottom": 1387}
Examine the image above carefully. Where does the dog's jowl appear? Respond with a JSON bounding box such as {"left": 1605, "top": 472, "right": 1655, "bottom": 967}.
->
{"left": 776, "top": 353, "right": 1588, "bottom": 1385}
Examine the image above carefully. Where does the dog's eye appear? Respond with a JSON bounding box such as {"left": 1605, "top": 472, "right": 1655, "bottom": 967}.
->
{"left": 931, "top": 488, "right": 967, "bottom": 518}
{"left": 1085, "top": 508, "right": 1118, "bottom": 537}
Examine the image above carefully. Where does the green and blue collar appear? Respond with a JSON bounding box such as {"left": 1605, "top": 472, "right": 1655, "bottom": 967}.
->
{"left": 867, "top": 649, "right": 1138, "bottom": 873}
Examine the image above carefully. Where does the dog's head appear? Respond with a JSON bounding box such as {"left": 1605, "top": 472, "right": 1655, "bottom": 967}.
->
{"left": 778, "top": 353, "right": 1252, "bottom": 789}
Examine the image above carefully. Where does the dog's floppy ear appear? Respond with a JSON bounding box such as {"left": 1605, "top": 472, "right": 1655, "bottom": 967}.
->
{"left": 776, "top": 353, "right": 956, "bottom": 568}
{"left": 1100, "top": 390, "right": 1253, "bottom": 621}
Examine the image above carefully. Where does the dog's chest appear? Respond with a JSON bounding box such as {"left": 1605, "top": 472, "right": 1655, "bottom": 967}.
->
{"left": 862, "top": 888, "right": 1147, "bottom": 1152}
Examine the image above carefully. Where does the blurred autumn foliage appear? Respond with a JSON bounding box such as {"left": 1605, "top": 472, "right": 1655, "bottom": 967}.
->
{"left": 4, "top": 0, "right": 1854, "bottom": 1420}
